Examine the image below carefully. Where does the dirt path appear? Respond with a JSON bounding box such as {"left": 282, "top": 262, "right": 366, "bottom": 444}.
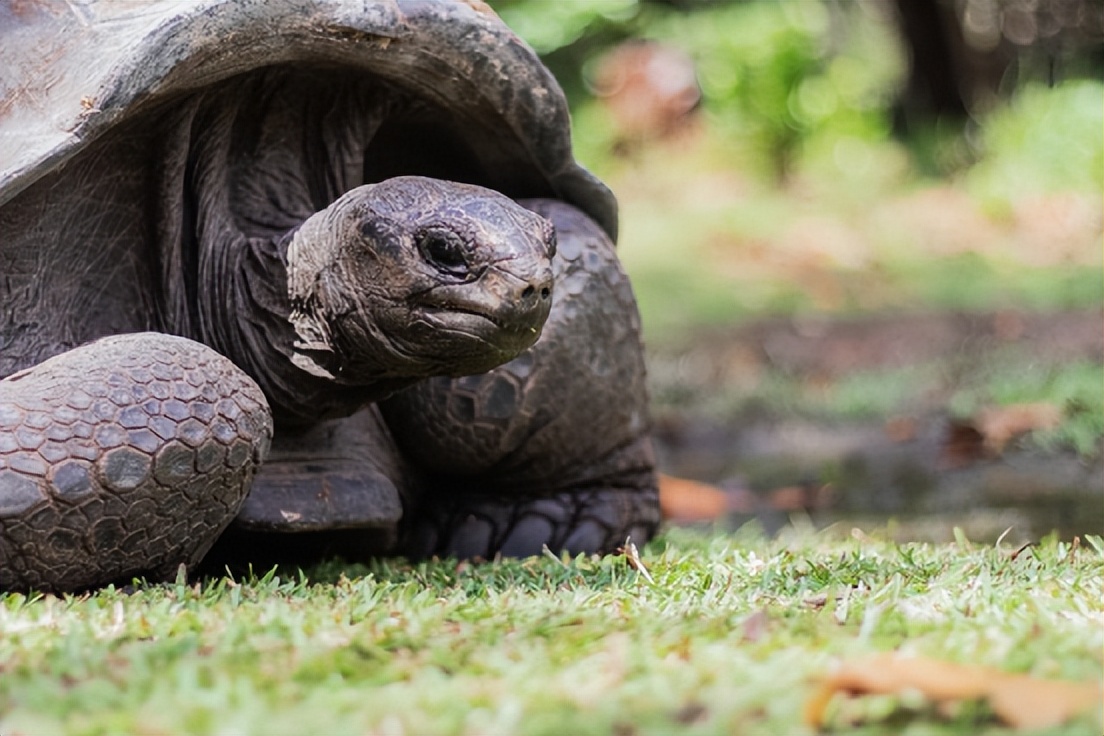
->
{"left": 649, "top": 309, "right": 1103, "bottom": 542}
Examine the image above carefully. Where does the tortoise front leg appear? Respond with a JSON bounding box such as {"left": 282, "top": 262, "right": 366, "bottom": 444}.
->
{"left": 0, "top": 333, "right": 271, "bottom": 592}
{"left": 382, "top": 200, "right": 659, "bottom": 559}
{"left": 201, "top": 406, "right": 409, "bottom": 571}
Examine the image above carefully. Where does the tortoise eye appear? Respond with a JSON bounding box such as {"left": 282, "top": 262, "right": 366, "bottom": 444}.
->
{"left": 418, "top": 230, "right": 470, "bottom": 276}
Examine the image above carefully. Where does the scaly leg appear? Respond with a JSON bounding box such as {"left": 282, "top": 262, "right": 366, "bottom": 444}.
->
{"left": 382, "top": 200, "right": 659, "bottom": 559}
{"left": 0, "top": 333, "right": 271, "bottom": 591}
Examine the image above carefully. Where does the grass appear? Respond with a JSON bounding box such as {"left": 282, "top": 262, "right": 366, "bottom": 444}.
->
{"left": 1, "top": 528, "right": 1101, "bottom": 735}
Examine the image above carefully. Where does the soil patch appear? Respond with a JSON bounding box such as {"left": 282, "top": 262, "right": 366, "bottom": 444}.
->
{"left": 648, "top": 309, "right": 1103, "bottom": 542}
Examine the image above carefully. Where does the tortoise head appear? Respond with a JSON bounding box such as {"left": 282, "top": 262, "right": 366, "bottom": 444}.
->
{"left": 287, "top": 176, "right": 555, "bottom": 383}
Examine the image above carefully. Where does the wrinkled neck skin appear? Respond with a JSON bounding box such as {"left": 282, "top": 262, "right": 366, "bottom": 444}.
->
{"left": 284, "top": 201, "right": 409, "bottom": 385}
{"left": 169, "top": 71, "right": 423, "bottom": 428}
{"left": 221, "top": 229, "right": 418, "bottom": 428}
{"left": 167, "top": 70, "right": 552, "bottom": 428}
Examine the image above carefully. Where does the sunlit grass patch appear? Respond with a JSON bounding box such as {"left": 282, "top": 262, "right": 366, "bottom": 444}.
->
{"left": 1, "top": 529, "right": 1100, "bottom": 735}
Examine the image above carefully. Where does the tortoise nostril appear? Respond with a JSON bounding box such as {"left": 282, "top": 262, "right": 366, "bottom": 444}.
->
{"left": 540, "top": 287, "right": 550, "bottom": 300}
{"left": 521, "top": 285, "right": 535, "bottom": 299}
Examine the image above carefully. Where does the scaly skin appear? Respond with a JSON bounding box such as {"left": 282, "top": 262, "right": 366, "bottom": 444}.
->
{"left": 0, "top": 61, "right": 657, "bottom": 587}
{"left": 0, "top": 333, "right": 272, "bottom": 592}
{"left": 385, "top": 200, "right": 659, "bottom": 558}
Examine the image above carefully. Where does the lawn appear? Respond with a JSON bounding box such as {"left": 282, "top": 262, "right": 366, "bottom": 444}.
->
{"left": 1, "top": 528, "right": 1100, "bottom": 735}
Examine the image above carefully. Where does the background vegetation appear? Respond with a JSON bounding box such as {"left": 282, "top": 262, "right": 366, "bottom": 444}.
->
{"left": 494, "top": 0, "right": 1102, "bottom": 330}
{"left": 498, "top": 0, "right": 1103, "bottom": 466}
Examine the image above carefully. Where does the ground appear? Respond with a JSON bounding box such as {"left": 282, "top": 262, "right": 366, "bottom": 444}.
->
{"left": 650, "top": 308, "right": 1103, "bottom": 543}
{"left": 1, "top": 529, "right": 1100, "bottom": 735}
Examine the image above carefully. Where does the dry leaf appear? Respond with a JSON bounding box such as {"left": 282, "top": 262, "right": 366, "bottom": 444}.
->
{"left": 619, "top": 536, "right": 655, "bottom": 584}
{"left": 803, "top": 594, "right": 829, "bottom": 610}
{"left": 992, "top": 311, "right": 1025, "bottom": 341}
{"left": 658, "top": 473, "right": 727, "bottom": 521}
{"left": 941, "top": 402, "right": 1062, "bottom": 467}
{"left": 767, "top": 485, "right": 806, "bottom": 511}
{"left": 740, "top": 609, "right": 770, "bottom": 643}
{"left": 884, "top": 416, "right": 917, "bottom": 443}
{"left": 673, "top": 701, "right": 708, "bottom": 724}
{"left": 976, "top": 402, "right": 1062, "bottom": 454}
{"left": 805, "top": 653, "right": 1102, "bottom": 730}
{"left": 941, "top": 420, "right": 986, "bottom": 468}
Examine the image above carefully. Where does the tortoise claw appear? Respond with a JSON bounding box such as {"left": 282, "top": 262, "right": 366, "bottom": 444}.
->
{"left": 401, "top": 475, "right": 660, "bottom": 561}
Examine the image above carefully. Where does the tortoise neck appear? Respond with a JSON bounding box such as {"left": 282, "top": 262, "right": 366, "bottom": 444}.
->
{"left": 210, "top": 231, "right": 409, "bottom": 428}
{"left": 163, "top": 70, "right": 421, "bottom": 426}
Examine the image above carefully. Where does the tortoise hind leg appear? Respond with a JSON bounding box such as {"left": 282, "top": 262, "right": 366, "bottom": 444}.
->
{"left": 399, "top": 449, "right": 657, "bottom": 560}
{"left": 0, "top": 333, "right": 271, "bottom": 592}
{"left": 381, "top": 199, "right": 659, "bottom": 559}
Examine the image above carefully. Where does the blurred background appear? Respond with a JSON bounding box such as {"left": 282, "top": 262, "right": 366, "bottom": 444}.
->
{"left": 489, "top": 0, "right": 1102, "bottom": 542}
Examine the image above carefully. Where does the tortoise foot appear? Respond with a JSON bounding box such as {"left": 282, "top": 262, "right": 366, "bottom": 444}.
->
{"left": 0, "top": 333, "right": 272, "bottom": 592}
{"left": 235, "top": 461, "right": 402, "bottom": 534}
{"left": 208, "top": 456, "right": 402, "bottom": 569}
{"left": 402, "top": 465, "right": 659, "bottom": 560}
{"left": 232, "top": 407, "right": 405, "bottom": 534}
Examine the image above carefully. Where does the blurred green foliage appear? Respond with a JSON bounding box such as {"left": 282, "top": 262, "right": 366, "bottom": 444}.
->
{"left": 493, "top": 0, "right": 1102, "bottom": 196}
{"left": 494, "top": 0, "right": 638, "bottom": 57}
{"left": 647, "top": 2, "right": 903, "bottom": 181}
{"left": 965, "top": 80, "right": 1104, "bottom": 212}
{"left": 494, "top": 0, "right": 904, "bottom": 181}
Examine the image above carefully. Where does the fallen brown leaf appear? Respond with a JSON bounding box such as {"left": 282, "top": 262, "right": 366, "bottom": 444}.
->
{"left": 740, "top": 609, "right": 771, "bottom": 643}
{"left": 941, "top": 401, "right": 1062, "bottom": 467}
{"left": 992, "top": 310, "right": 1026, "bottom": 341}
{"left": 977, "top": 402, "right": 1062, "bottom": 454}
{"left": 803, "top": 594, "right": 829, "bottom": 610}
{"left": 940, "top": 420, "right": 986, "bottom": 469}
{"left": 805, "top": 653, "right": 1102, "bottom": 730}
{"left": 884, "top": 416, "right": 918, "bottom": 443}
{"left": 766, "top": 485, "right": 806, "bottom": 511}
{"left": 672, "top": 701, "right": 708, "bottom": 724}
{"left": 658, "top": 473, "right": 727, "bottom": 521}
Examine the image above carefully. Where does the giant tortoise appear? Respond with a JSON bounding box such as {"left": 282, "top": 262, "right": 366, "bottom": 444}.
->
{"left": 0, "top": 0, "right": 658, "bottom": 592}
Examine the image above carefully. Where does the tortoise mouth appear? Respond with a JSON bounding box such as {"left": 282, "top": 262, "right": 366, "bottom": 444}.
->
{"left": 415, "top": 305, "right": 543, "bottom": 353}
{"left": 420, "top": 304, "right": 500, "bottom": 330}
{"left": 413, "top": 279, "right": 551, "bottom": 344}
